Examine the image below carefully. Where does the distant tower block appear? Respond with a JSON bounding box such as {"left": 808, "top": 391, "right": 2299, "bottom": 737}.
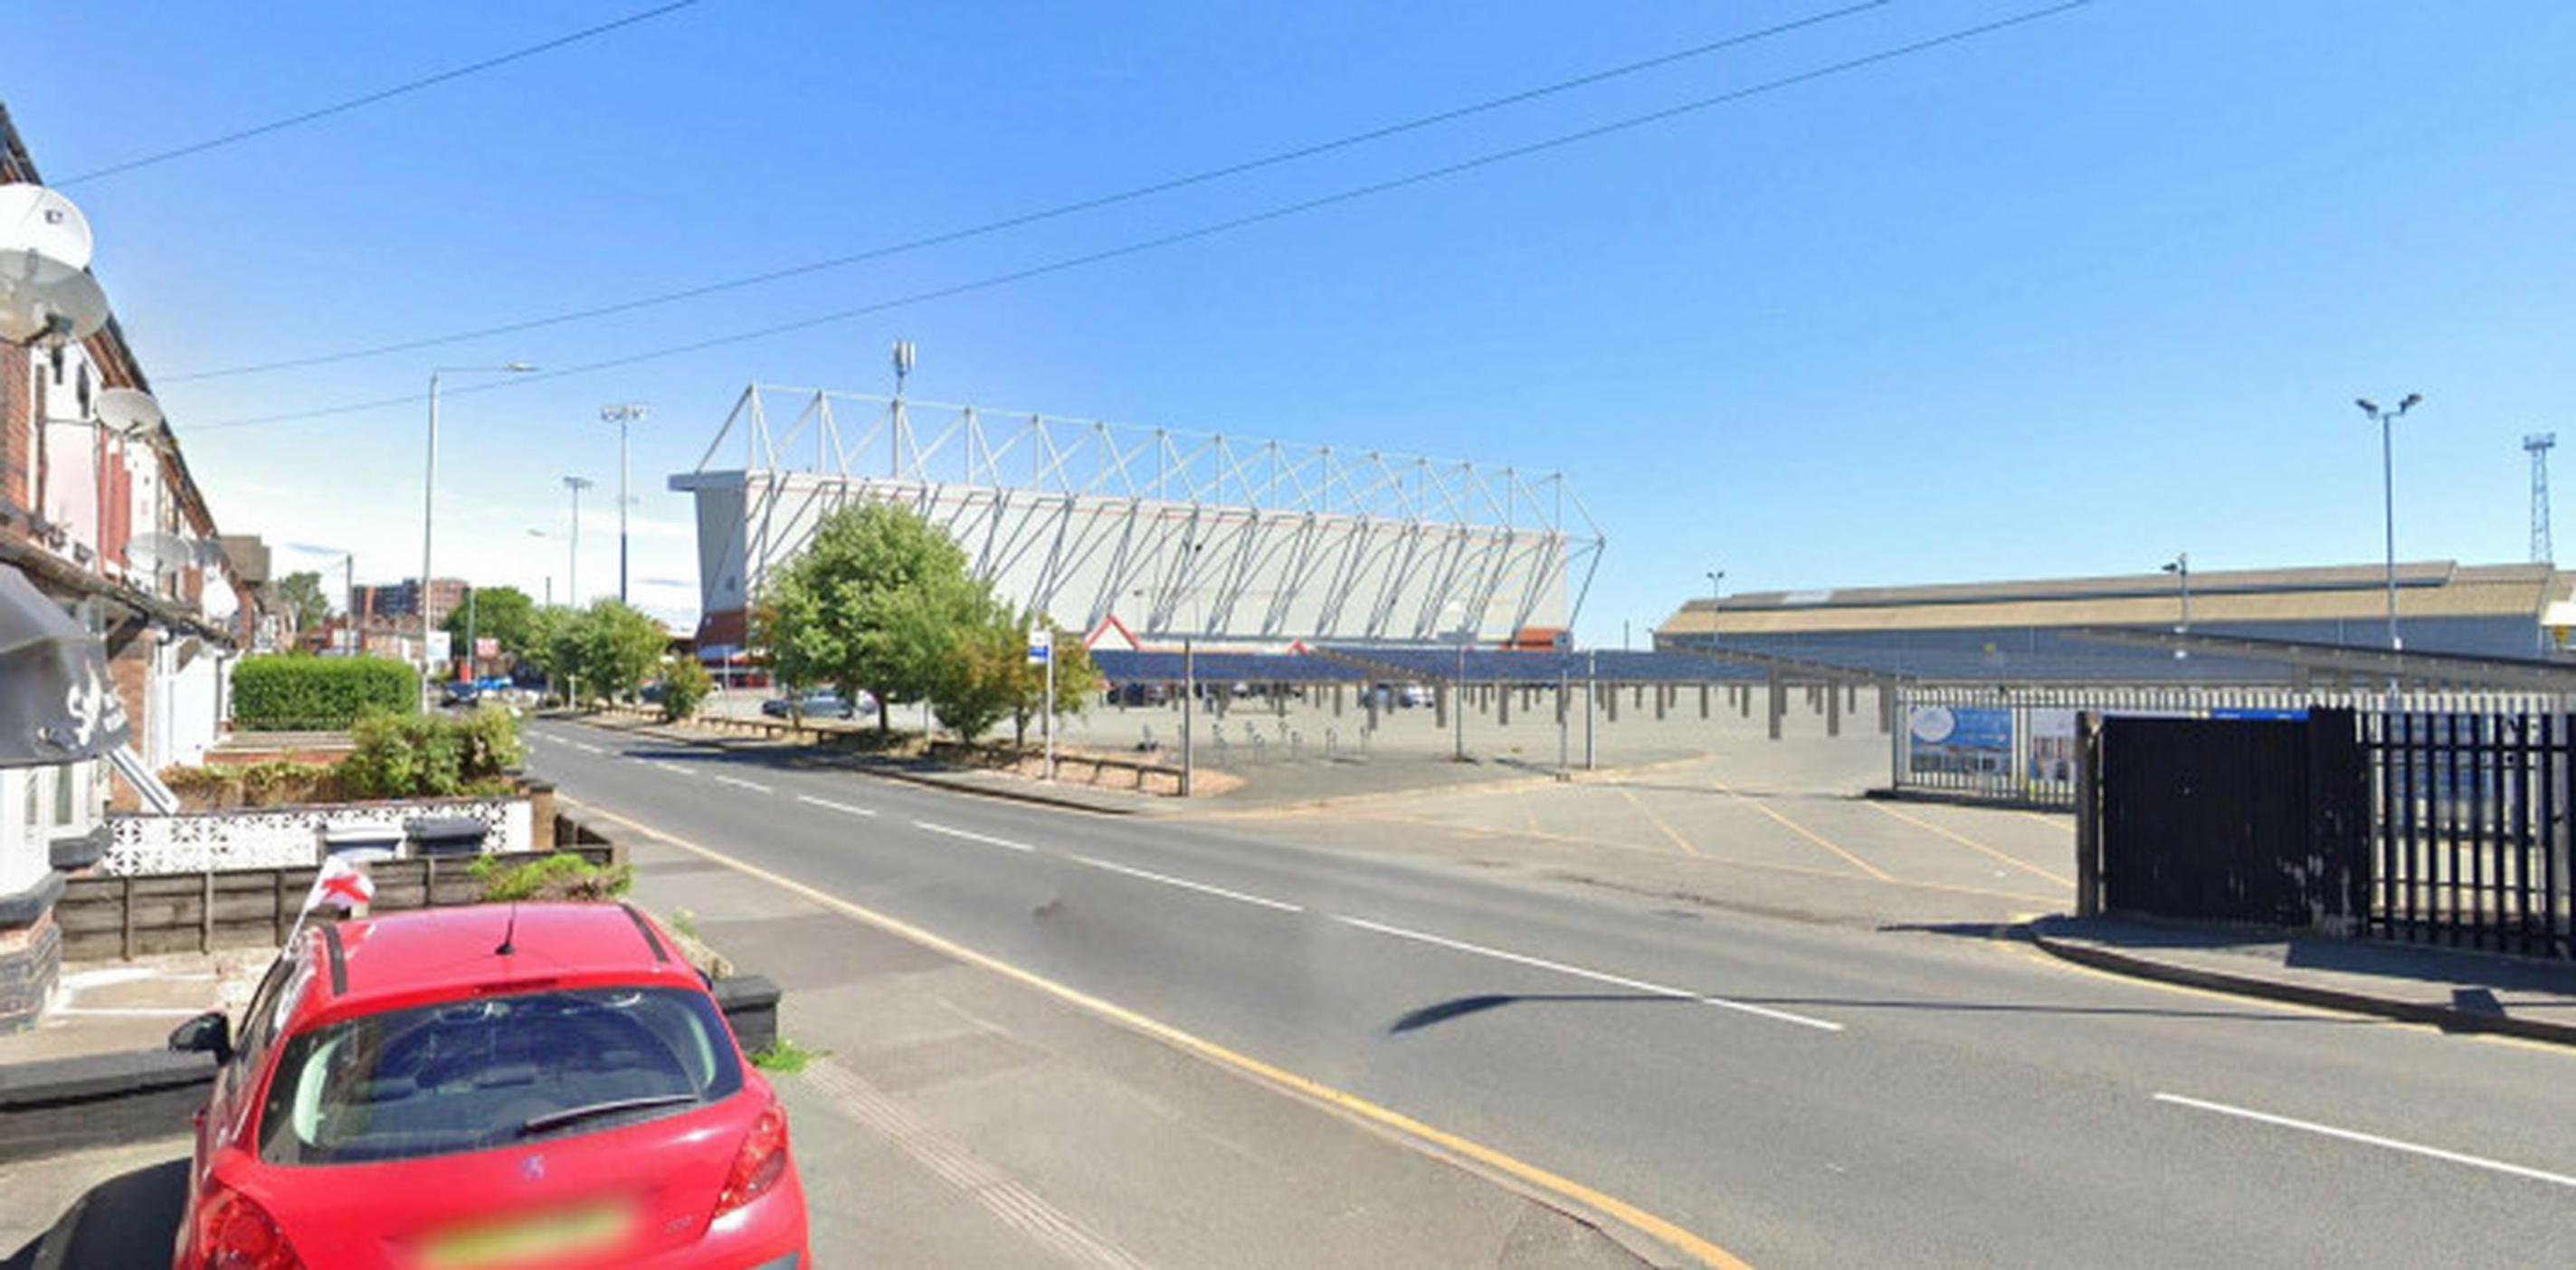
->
{"left": 2528, "top": 432, "right": 2557, "bottom": 564}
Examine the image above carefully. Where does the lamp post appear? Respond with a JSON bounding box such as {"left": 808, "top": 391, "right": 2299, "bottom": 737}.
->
{"left": 600, "top": 403, "right": 648, "bottom": 604}
{"left": 1705, "top": 569, "right": 1724, "bottom": 649}
{"left": 562, "top": 477, "right": 594, "bottom": 606}
{"left": 2161, "top": 553, "right": 2191, "bottom": 659}
{"left": 526, "top": 528, "right": 552, "bottom": 605}
{"left": 2355, "top": 394, "right": 2423, "bottom": 653}
{"left": 424, "top": 363, "right": 535, "bottom": 702}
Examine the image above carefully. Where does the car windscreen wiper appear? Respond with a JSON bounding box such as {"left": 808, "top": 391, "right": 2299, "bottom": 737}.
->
{"left": 518, "top": 1093, "right": 699, "bottom": 1136}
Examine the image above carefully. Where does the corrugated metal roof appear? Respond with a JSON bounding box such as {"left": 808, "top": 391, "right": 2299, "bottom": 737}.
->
{"left": 1659, "top": 562, "right": 2568, "bottom": 637}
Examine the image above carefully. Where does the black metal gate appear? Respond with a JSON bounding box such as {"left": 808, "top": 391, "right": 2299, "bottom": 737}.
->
{"left": 2366, "top": 711, "right": 2574, "bottom": 959}
{"left": 2096, "top": 710, "right": 2368, "bottom": 929}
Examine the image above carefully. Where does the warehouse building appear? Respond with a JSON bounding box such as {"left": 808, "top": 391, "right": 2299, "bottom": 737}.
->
{"left": 1656, "top": 560, "right": 2574, "bottom": 683}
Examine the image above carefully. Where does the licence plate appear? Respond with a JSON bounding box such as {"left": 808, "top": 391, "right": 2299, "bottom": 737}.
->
{"left": 420, "top": 1202, "right": 634, "bottom": 1269}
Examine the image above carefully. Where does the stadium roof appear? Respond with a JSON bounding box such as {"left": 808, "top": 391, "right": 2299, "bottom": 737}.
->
{"left": 1660, "top": 561, "right": 2571, "bottom": 638}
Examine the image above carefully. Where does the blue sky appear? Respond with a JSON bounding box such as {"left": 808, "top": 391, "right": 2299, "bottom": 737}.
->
{"left": 10, "top": 0, "right": 2576, "bottom": 645}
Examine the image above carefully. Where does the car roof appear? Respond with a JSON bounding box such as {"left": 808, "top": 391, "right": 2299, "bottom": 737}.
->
{"left": 296, "top": 902, "right": 696, "bottom": 1026}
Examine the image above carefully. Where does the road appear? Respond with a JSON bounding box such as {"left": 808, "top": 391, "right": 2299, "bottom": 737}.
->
{"left": 524, "top": 717, "right": 2576, "bottom": 1268}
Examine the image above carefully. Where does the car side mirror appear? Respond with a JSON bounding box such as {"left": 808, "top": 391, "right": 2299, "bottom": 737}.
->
{"left": 167, "top": 1009, "right": 233, "bottom": 1065}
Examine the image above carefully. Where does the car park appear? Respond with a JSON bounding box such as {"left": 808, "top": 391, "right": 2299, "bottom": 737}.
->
{"left": 167, "top": 903, "right": 807, "bottom": 1269}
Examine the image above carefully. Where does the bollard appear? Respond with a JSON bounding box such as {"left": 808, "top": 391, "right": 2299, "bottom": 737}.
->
{"left": 1699, "top": 683, "right": 1710, "bottom": 719}
{"left": 1499, "top": 686, "right": 1511, "bottom": 725}
{"left": 1827, "top": 682, "right": 1842, "bottom": 737}
{"left": 1654, "top": 685, "right": 1666, "bottom": 721}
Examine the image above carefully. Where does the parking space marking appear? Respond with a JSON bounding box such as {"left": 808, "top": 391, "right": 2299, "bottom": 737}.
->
{"left": 1713, "top": 782, "right": 1895, "bottom": 882}
{"left": 797, "top": 793, "right": 878, "bottom": 817}
{"left": 1332, "top": 915, "right": 1844, "bottom": 1032}
{"left": 1863, "top": 800, "right": 2071, "bottom": 886}
{"left": 913, "top": 820, "right": 1037, "bottom": 853}
{"left": 712, "top": 774, "right": 775, "bottom": 794}
{"left": 1066, "top": 854, "right": 1304, "bottom": 913}
{"left": 1612, "top": 784, "right": 1702, "bottom": 857}
{"left": 2154, "top": 1093, "right": 2576, "bottom": 1189}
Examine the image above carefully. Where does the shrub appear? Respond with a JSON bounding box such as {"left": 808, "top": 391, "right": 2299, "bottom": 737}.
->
{"left": 338, "top": 706, "right": 522, "bottom": 800}
{"left": 661, "top": 656, "right": 713, "bottom": 723}
{"left": 469, "top": 853, "right": 633, "bottom": 903}
{"left": 233, "top": 656, "right": 418, "bottom": 730}
{"left": 159, "top": 760, "right": 344, "bottom": 810}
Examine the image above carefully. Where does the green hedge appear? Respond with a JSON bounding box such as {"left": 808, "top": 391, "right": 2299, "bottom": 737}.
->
{"left": 232, "top": 655, "right": 419, "bottom": 730}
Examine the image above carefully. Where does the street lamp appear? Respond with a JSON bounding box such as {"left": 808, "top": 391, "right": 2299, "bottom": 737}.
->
{"left": 2355, "top": 393, "right": 2424, "bottom": 652}
{"left": 1705, "top": 569, "right": 1724, "bottom": 649}
{"left": 2160, "top": 553, "right": 2191, "bottom": 659}
{"left": 525, "top": 528, "right": 553, "bottom": 605}
{"left": 562, "top": 477, "right": 594, "bottom": 606}
{"left": 423, "top": 363, "right": 535, "bottom": 699}
{"left": 600, "top": 403, "right": 648, "bottom": 604}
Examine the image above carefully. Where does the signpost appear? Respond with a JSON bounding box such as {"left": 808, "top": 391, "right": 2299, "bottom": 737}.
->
{"left": 1028, "top": 626, "right": 1055, "bottom": 781}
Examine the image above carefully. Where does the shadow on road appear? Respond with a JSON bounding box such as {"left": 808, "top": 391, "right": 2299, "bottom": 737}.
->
{"left": 1, "top": 1156, "right": 186, "bottom": 1270}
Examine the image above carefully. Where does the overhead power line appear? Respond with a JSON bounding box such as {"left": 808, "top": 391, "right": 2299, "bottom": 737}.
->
{"left": 190, "top": 0, "right": 2097, "bottom": 433}
{"left": 56, "top": 1, "right": 705, "bottom": 185}
{"left": 162, "top": 0, "right": 1896, "bottom": 384}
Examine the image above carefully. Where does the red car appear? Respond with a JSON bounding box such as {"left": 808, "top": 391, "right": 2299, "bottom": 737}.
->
{"left": 166, "top": 902, "right": 807, "bottom": 1269}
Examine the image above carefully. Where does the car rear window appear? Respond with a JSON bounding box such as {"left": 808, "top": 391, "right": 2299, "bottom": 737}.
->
{"left": 256, "top": 986, "right": 743, "bottom": 1166}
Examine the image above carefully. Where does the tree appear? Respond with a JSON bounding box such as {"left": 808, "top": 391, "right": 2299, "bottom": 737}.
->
{"left": 442, "top": 585, "right": 537, "bottom": 663}
{"left": 999, "top": 606, "right": 1104, "bottom": 748}
{"left": 575, "top": 600, "right": 668, "bottom": 700}
{"left": 522, "top": 604, "right": 581, "bottom": 697}
{"left": 926, "top": 594, "right": 1022, "bottom": 744}
{"left": 661, "top": 654, "right": 713, "bottom": 723}
{"left": 276, "top": 571, "right": 329, "bottom": 631}
{"left": 761, "top": 502, "right": 979, "bottom": 734}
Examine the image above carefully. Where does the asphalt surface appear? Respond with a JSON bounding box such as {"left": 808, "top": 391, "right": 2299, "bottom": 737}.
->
{"left": 526, "top": 717, "right": 2576, "bottom": 1269}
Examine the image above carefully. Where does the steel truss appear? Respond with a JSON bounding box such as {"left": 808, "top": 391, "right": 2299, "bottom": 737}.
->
{"left": 686, "top": 384, "right": 1604, "bottom": 644}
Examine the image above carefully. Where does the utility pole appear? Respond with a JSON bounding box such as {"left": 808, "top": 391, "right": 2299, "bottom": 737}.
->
{"left": 462, "top": 586, "right": 478, "bottom": 686}
{"left": 601, "top": 403, "right": 648, "bottom": 604}
{"left": 563, "top": 476, "right": 593, "bottom": 607}
{"left": 1705, "top": 570, "right": 1724, "bottom": 649}
{"left": 2527, "top": 432, "right": 2557, "bottom": 564}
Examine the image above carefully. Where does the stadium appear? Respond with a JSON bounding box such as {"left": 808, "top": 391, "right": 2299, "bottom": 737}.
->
{"left": 671, "top": 384, "right": 1605, "bottom": 664}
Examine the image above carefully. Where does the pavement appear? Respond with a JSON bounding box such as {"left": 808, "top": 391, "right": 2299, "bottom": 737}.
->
{"left": 2029, "top": 915, "right": 2576, "bottom": 1044}
{"left": 513, "top": 715, "right": 2576, "bottom": 1269}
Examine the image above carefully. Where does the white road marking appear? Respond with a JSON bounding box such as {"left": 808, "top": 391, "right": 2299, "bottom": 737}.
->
{"left": 713, "top": 774, "right": 775, "bottom": 794}
{"left": 1066, "top": 854, "right": 1304, "bottom": 913}
{"left": 2153, "top": 1093, "right": 2576, "bottom": 1189}
{"left": 570, "top": 742, "right": 604, "bottom": 754}
{"left": 1332, "top": 915, "right": 1845, "bottom": 1033}
{"left": 912, "top": 820, "right": 1036, "bottom": 853}
{"left": 643, "top": 761, "right": 693, "bottom": 777}
{"left": 797, "top": 793, "right": 878, "bottom": 817}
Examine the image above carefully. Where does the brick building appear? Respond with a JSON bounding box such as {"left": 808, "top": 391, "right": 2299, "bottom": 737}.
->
{"left": 1, "top": 101, "right": 271, "bottom": 1030}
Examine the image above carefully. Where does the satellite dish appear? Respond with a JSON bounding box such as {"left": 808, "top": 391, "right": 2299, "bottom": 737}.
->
{"left": 95, "top": 387, "right": 163, "bottom": 440}
{"left": 0, "top": 255, "right": 109, "bottom": 347}
{"left": 128, "top": 533, "right": 220, "bottom": 575}
{"left": 0, "top": 185, "right": 94, "bottom": 270}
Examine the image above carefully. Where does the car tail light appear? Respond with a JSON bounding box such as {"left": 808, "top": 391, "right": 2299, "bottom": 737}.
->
{"left": 197, "top": 1181, "right": 304, "bottom": 1269}
{"left": 714, "top": 1096, "right": 792, "bottom": 1217}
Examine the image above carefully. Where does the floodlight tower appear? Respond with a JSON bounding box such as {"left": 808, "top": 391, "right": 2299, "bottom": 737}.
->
{"left": 2527, "top": 432, "right": 2556, "bottom": 564}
